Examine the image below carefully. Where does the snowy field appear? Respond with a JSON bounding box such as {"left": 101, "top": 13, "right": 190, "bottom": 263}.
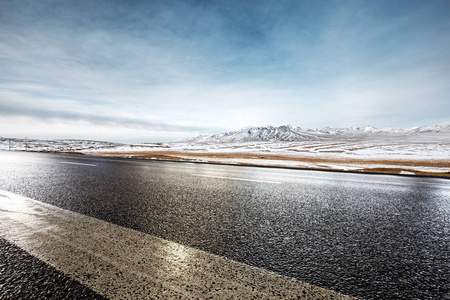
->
{"left": 0, "top": 138, "right": 122, "bottom": 152}
{"left": 90, "top": 140, "right": 450, "bottom": 160}
{"left": 1, "top": 135, "right": 449, "bottom": 177}
{"left": 85, "top": 141, "right": 450, "bottom": 177}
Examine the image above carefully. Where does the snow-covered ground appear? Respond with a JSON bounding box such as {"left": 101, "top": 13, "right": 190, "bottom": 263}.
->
{"left": 2, "top": 124, "right": 449, "bottom": 177}
{"left": 83, "top": 141, "right": 450, "bottom": 176}
{"left": 85, "top": 140, "right": 450, "bottom": 160}
{"left": 0, "top": 137, "right": 122, "bottom": 152}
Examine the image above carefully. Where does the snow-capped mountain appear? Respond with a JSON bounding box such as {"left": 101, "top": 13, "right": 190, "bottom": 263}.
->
{"left": 186, "top": 124, "right": 450, "bottom": 143}
{"left": 191, "top": 125, "right": 318, "bottom": 143}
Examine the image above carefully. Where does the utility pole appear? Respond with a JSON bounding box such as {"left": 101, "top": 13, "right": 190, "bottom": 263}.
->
{"left": 25, "top": 137, "right": 28, "bottom": 151}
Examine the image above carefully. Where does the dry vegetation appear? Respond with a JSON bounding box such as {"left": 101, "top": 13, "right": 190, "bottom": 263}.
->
{"left": 92, "top": 150, "right": 450, "bottom": 178}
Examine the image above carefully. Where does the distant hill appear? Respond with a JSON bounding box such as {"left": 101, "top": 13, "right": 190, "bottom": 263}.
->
{"left": 0, "top": 138, "right": 123, "bottom": 152}
{"left": 183, "top": 124, "right": 450, "bottom": 143}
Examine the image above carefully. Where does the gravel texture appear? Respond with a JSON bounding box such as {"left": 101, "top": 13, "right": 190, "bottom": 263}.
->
{"left": 1, "top": 190, "right": 355, "bottom": 300}
{"left": 0, "top": 238, "right": 106, "bottom": 300}
{"left": 1, "top": 151, "right": 449, "bottom": 299}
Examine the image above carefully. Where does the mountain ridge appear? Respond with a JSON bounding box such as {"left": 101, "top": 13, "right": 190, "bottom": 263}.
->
{"left": 183, "top": 124, "right": 450, "bottom": 143}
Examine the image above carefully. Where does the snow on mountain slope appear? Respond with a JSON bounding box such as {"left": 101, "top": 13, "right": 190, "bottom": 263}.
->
{"left": 187, "top": 124, "right": 450, "bottom": 143}
{"left": 192, "top": 125, "right": 319, "bottom": 143}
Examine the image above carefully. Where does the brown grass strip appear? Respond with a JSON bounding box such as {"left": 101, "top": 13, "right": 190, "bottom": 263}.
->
{"left": 90, "top": 150, "right": 450, "bottom": 178}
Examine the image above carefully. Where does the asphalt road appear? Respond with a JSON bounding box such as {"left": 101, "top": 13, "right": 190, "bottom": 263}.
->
{"left": 0, "top": 151, "right": 449, "bottom": 299}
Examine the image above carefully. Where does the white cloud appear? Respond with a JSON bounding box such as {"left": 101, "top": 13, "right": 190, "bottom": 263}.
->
{"left": 1, "top": 1, "right": 449, "bottom": 141}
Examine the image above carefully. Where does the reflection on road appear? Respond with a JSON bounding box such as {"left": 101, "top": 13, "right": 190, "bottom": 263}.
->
{"left": 0, "top": 190, "right": 352, "bottom": 299}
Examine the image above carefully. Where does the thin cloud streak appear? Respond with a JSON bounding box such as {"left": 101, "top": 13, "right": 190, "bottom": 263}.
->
{"left": 0, "top": 99, "right": 224, "bottom": 134}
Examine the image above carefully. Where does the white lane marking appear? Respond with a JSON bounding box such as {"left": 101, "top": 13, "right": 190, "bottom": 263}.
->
{"left": 0, "top": 190, "right": 352, "bottom": 300}
{"left": 60, "top": 161, "right": 97, "bottom": 167}
{"left": 192, "top": 172, "right": 448, "bottom": 186}
{"left": 191, "top": 174, "right": 281, "bottom": 184}
{"left": 307, "top": 176, "right": 450, "bottom": 187}
{"left": 283, "top": 175, "right": 448, "bottom": 186}
{"left": 64, "top": 157, "right": 447, "bottom": 187}
{"left": 353, "top": 179, "right": 450, "bottom": 186}
{"left": 56, "top": 155, "right": 448, "bottom": 186}
{"left": 250, "top": 171, "right": 450, "bottom": 187}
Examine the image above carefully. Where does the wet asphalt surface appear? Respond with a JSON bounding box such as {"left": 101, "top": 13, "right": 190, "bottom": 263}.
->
{"left": 0, "top": 151, "right": 449, "bottom": 299}
{"left": 0, "top": 237, "right": 106, "bottom": 299}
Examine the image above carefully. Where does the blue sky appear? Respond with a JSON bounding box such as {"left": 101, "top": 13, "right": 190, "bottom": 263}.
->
{"left": 1, "top": 0, "right": 449, "bottom": 142}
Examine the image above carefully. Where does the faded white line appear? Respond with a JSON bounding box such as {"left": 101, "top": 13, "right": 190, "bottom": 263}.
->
{"left": 192, "top": 174, "right": 281, "bottom": 184}
{"left": 261, "top": 171, "right": 450, "bottom": 187}
{"left": 307, "top": 176, "right": 450, "bottom": 187}
{"left": 350, "top": 179, "right": 450, "bottom": 186}
{"left": 60, "top": 161, "right": 97, "bottom": 167}
{"left": 0, "top": 190, "right": 353, "bottom": 299}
